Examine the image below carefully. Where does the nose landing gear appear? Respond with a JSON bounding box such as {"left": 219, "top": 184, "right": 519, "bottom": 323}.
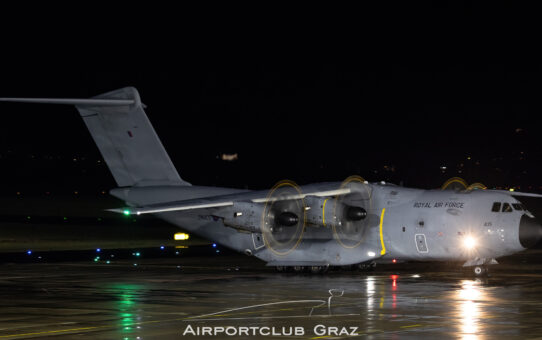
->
{"left": 464, "top": 258, "right": 497, "bottom": 277}
{"left": 473, "top": 265, "right": 488, "bottom": 276}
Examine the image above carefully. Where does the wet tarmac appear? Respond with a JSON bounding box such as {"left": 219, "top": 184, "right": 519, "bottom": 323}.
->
{"left": 1, "top": 250, "right": 542, "bottom": 339}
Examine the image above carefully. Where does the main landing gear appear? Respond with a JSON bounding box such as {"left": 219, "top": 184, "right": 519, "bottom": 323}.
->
{"left": 274, "top": 265, "right": 329, "bottom": 274}
{"left": 356, "top": 261, "right": 376, "bottom": 272}
{"left": 274, "top": 263, "right": 374, "bottom": 274}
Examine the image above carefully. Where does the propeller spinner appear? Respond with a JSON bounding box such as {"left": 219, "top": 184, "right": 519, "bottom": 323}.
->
{"left": 261, "top": 180, "right": 306, "bottom": 256}
{"left": 332, "top": 176, "right": 373, "bottom": 249}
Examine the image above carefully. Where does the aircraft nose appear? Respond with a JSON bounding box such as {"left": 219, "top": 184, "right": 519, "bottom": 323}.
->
{"left": 519, "top": 214, "right": 542, "bottom": 248}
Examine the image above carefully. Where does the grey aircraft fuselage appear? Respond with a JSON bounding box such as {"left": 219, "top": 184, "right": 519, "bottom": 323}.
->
{"left": 110, "top": 182, "right": 533, "bottom": 268}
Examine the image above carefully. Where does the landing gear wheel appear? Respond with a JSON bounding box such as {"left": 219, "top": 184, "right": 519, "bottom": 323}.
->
{"left": 309, "top": 266, "right": 329, "bottom": 274}
{"left": 357, "top": 261, "right": 376, "bottom": 272}
{"left": 473, "top": 266, "right": 487, "bottom": 276}
{"left": 293, "top": 266, "right": 305, "bottom": 273}
{"left": 275, "top": 266, "right": 285, "bottom": 273}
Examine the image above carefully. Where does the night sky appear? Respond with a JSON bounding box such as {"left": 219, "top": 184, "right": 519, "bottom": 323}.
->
{"left": 1, "top": 60, "right": 541, "bottom": 195}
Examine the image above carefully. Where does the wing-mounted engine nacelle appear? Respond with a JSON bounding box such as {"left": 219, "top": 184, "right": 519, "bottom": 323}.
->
{"left": 304, "top": 196, "right": 367, "bottom": 228}
{"left": 222, "top": 202, "right": 264, "bottom": 233}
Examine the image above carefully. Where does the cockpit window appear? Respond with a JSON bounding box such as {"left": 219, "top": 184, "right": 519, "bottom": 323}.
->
{"left": 502, "top": 203, "right": 513, "bottom": 213}
{"left": 491, "top": 202, "right": 501, "bottom": 212}
{"left": 512, "top": 203, "right": 524, "bottom": 211}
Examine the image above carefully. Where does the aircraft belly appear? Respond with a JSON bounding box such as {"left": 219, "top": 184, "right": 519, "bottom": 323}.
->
{"left": 159, "top": 212, "right": 255, "bottom": 253}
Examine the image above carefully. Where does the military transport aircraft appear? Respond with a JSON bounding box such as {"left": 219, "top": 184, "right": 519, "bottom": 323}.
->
{"left": 2, "top": 87, "right": 542, "bottom": 276}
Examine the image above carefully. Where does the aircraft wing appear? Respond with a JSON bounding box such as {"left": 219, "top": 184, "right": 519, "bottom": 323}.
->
{"left": 490, "top": 190, "right": 542, "bottom": 198}
{"left": 108, "top": 186, "right": 351, "bottom": 215}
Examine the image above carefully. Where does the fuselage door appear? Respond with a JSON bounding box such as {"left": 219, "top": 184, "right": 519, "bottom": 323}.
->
{"left": 252, "top": 233, "right": 265, "bottom": 249}
{"left": 415, "top": 234, "right": 429, "bottom": 253}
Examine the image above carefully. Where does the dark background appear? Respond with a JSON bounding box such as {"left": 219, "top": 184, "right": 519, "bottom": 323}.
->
{"left": 1, "top": 4, "right": 541, "bottom": 198}
{"left": 1, "top": 63, "right": 541, "bottom": 196}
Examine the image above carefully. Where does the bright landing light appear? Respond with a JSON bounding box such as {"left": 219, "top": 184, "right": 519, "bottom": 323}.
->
{"left": 463, "top": 236, "right": 477, "bottom": 249}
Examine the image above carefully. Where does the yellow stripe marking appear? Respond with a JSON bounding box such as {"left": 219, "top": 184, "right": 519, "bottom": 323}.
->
{"left": 379, "top": 208, "right": 386, "bottom": 255}
{"left": 401, "top": 324, "right": 422, "bottom": 328}
{"left": 322, "top": 198, "right": 329, "bottom": 227}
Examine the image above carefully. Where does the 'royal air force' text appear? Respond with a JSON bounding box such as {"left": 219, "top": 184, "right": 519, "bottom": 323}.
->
{"left": 413, "top": 202, "right": 465, "bottom": 209}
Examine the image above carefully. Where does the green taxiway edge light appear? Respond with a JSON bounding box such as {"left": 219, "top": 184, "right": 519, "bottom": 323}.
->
{"left": 123, "top": 209, "right": 131, "bottom": 216}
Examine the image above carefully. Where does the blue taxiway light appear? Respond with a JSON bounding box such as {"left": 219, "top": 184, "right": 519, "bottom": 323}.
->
{"left": 212, "top": 243, "right": 217, "bottom": 248}
{"left": 96, "top": 248, "right": 101, "bottom": 252}
{"left": 160, "top": 245, "right": 165, "bottom": 250}
{"left": 26, "top": 250, "right": 32, "bottom": 255}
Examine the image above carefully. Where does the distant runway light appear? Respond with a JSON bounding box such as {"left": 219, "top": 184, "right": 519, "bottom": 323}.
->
{"left": 174, "top": 233, "right": 190, "bottom": 240}
{"left": 220, "top": 153, "right": 238, "bottom": 161}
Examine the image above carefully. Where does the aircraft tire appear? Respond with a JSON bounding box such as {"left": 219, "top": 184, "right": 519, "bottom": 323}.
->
{"left": 275, "top": 266, "right": 285, "bottom": 272}
{"left": 293, "top": 266, "right": 305, "bottom": 273}
{"left": 473, "top": 266, "right": 487, "bottom": 276}
{"left": 357, "top": 261, "right": 376, "bottom": 272}
{"left": 309, "top": 266, "right": 323, "bottom": 274}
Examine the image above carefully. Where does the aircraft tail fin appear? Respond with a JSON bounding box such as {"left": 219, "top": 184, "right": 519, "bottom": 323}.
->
{"left": 0, "top": 87, "right": 190, "bottom": 187}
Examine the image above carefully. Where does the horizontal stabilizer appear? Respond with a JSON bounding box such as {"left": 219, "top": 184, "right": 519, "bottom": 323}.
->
{"left": 109, "top": 201, "right": 234, "bottom": 215}
{"left": 0, "top": 97, "right": 135, "bottom": 106}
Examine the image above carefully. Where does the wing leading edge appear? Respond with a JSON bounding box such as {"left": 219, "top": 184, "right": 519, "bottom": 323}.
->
{"left": 109, "top": 187, "right": 352, "bottom": 215}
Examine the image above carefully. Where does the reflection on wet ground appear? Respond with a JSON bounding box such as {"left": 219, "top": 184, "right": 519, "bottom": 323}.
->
{"left": 1, "top": 250, "right": 542, "bottom": 339}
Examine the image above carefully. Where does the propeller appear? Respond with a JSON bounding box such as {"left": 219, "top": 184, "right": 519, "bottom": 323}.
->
{"left": 441, "top": 177, "right": 468, "bottom": 191}
{"left": 332, "top": 175, "right": 373, "bottom": 249}
{"left": 441, "top": 177, "right": 487, "bottom": 191}
{"left": 261, "top": 180, "right": 306, "bottom": 256}
{"left": 467, "top": 182, "right": 487, "bottom": 190}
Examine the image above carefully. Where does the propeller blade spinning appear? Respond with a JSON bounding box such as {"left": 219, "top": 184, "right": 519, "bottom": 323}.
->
{"left": 261, "top": 180, "right": 306, "bottom": 256}
{"left": 332, "top": 175, "right": 373, "bottom": 249}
